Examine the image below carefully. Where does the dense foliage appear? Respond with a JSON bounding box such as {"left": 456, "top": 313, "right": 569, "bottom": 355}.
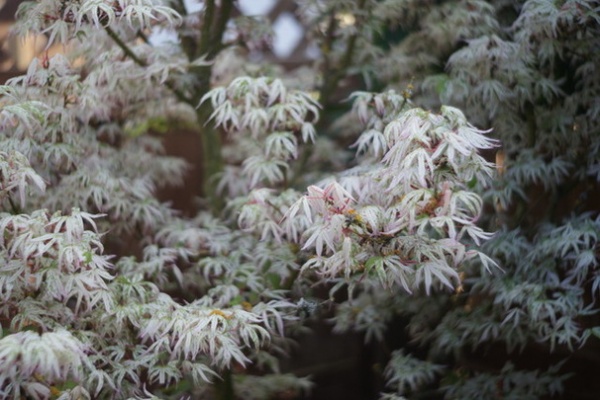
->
{"left": 1, "top": 1, "right": 599, "bottom": 399}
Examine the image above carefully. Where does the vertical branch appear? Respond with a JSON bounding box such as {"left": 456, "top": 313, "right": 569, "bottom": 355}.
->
{"left": 318, "top": 0, "right": 368, "bottom": 107}
{"left": 189, "top": 0, "right": 235, "bottom": 212}
{"left": 172, "top": 0, "right": 199, "bottom": 59}
{"left": 292, "top": 2, "right": 368, "bottom": 186}
{"left": 104, "top": 2, "right": 233, "bottom": 211}
{"left": 317, "top": 10, "right": 340, "bottom": 108}
{"left": 197, "top": 0, "right": 216, "bottom": 59}
{"left": 196, "top": 100, "right": 224, "bottom": 211}
{"left": 208, "top": 0, "right": 235, "bottom": 59}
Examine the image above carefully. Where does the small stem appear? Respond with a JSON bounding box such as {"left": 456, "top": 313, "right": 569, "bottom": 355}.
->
{"left": 214, "top": 369, "right": 234, "bottom": 400}
{"left": 7, "top": 194, "right": 21, "bottom": 214}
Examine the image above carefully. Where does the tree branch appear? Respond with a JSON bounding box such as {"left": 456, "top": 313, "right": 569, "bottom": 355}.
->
{"left": 208, "top": 0, "right": 234, "bottom": 60}
{"left": 318, "top": 0, "right": 368, "bottom": 107}
{"left": 317, "top": 10, "right": 338, "bottom": 106}
{"left": 105, "top": 26, "right": 191, "bottom": 104}
{"left": 196, "top": 0, "right": 216, "bottom": 59}
{"left": 187, "top": 0, "right": 236, "bottom": 212}
{"left": 105, "top": 26, "right": 146, "bottom": 66}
